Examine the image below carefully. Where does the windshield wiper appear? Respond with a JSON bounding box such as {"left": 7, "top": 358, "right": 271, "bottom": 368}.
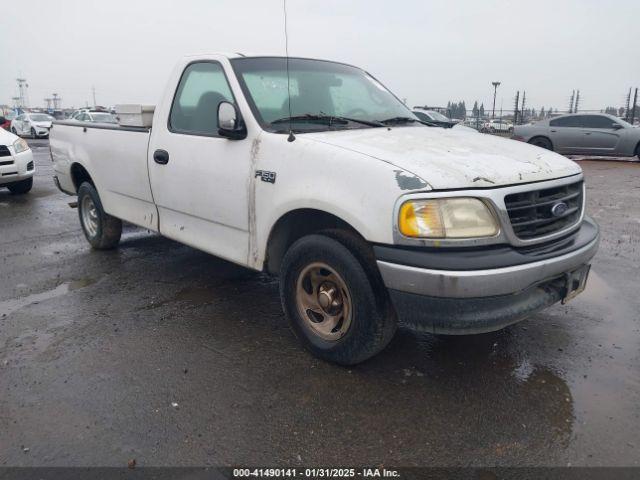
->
{"left": 378, "top": 116, "right": 440, "bottom": 127}
{"left": 271, "top": 113, "right": 384, "bottom": 128}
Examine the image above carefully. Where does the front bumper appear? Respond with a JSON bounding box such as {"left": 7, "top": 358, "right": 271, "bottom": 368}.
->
{"left": 0, "top": 148, "right": 34, "bottom": 186}
{"left": 376, "top": 217, "right": 599, "bottom": 334}
{"left": 34, "top": 127, "right": 50, "bottom": 137}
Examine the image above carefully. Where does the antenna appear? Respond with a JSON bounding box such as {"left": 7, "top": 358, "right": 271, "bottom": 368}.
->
{"left": 283, "top": 0, "right": 295, "bottom": 142}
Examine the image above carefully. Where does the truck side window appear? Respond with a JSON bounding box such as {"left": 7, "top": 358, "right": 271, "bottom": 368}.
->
{"left": 169, "top": 62, "right": 234, "bottom": 136}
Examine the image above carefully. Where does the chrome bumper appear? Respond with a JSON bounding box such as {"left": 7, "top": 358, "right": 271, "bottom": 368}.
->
{"left": 377, "top": 235, "right": 599, "bottom": 299}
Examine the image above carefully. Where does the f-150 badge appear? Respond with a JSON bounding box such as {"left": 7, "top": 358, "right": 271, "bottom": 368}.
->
{"left": 255, "top": 170, "right": 277, "bottom": 184}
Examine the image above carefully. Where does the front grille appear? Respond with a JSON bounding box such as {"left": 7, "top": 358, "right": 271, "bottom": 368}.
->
{"left": 27, "top": 161, "right": 34, "bottom": 170}
{"left": 0, "top": 145, "right": 11, "bottom": 157}
{"left": 505, "top": 180, "right": 583, "bottom": 240}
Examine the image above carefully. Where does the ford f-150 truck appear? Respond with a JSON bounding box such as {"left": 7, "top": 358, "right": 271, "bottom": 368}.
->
{"left": 50, "top": 53, "right": 599, "bottom": 365}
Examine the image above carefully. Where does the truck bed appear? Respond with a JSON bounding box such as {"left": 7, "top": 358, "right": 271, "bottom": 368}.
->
{"left": 50, "top": 121, "right": 159, "bottom": 231}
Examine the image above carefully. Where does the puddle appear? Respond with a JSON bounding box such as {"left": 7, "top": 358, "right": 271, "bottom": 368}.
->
{"left": 0, "top": 279, "right": 96, "bottom": 317}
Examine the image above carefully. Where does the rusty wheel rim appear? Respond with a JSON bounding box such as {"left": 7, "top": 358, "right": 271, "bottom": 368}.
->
{"left": 81, "top": 195, "right": 99, "bottom": 238}
{"left": 295, "top": 262, "right": 352, "bottom": 341}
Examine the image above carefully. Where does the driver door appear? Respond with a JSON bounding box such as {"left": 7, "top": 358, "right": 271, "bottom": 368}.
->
{"left": 148, "top": 60, "right": 256, "bottom": 267}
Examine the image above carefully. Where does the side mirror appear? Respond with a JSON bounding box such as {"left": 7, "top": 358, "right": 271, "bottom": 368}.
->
{"left": 217, "top": 101, "right": 246, "bottom": 140}
{"left": 612, "top": 123, "right": 624, "bottom": 130}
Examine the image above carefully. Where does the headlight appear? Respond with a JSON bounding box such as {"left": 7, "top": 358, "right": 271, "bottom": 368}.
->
{"left": 398, "top": 198, "right": 499, "bottom": 238}
{"left": 13, "top": 138, "right": 30, "bottom": 154}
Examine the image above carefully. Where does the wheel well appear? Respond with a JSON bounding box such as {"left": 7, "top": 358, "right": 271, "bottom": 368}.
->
{"left": 528, "top": 136, "right": 554, "bottom": 149}
{"left": 70, "top": 163, "right": 94, "bottom": 192}
{"left": 264, "top": 209, "right": 362, "bottom": 274}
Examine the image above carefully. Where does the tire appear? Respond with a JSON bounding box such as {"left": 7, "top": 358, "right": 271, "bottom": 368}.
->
{"left": 30, "top": 127, "right": 37, "bottom": 139}
{"left": 7, "top": 177, "right": 33, "bottom": 194}
{"left": 635, "top": 143, "right": 640, "bottom": 161}
{"left": 280, "top": 233, "right": 397, "bottom": 365}
{"left": 529, "top": 136, "right": 553, "bottom": 151}
{"left": 11, "top": 127, "right": 17, "bottom": 135}
{"left": 77, "top": 182, "right": 122, "bottom": 249}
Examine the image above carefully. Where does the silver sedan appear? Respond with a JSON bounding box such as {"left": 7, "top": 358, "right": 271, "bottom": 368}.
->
{"left": 513, "top": 113, "right": 640, "bottom": 160}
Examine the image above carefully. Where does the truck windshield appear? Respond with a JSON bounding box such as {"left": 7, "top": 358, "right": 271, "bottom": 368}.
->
{"left": 231, "top": 57, "right": 416, "bottom": 133}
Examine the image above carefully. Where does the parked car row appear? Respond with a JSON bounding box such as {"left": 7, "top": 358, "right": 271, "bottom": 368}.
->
{"left": 0, "top": 109, "right": 119, "bottom": 139}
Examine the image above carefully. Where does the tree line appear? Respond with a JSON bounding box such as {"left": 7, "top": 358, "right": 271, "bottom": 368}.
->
{"left": 445, "top": 100, "right": 560, "bottom": 120}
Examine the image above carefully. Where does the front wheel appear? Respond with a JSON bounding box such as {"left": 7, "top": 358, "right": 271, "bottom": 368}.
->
{"left": 7, "top": 177, "right": 33, "bottom": 194}
{"left": 77, "top": 182, "right": 122, "bottom": 249}
{"left": 280, "top": 233, "right": 397, "bottom": 365}
{"left": 529, "top": 137, "right": 553, "bottom": 151}
{"left": 30, "top": 127, "right": 37, "bottom": 138}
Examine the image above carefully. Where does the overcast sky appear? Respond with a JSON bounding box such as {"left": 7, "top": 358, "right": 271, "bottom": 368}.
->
{"left": 2, "top": 0, "right": 639, "bottom": 112}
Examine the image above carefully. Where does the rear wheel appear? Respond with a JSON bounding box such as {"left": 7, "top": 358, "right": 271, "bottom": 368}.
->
{"left": 280, "top": 233, "right": 397, "bottom": 365}
{"left": 77, "top": 182, "right": 122, "bottom": 249}
{"left": 7, "top": 177, "right": 33, "bottom": 194}
{"left": 529, "top": 136, "right": 553, "bottom": 151}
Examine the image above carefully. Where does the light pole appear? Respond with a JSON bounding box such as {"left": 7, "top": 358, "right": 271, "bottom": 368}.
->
{"left": 491, "top": 81, "right": 501, "bottom": 118}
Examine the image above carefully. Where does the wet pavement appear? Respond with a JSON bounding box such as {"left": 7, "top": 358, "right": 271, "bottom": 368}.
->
{"left": 0, "top": 140, "right": 639, "bottom": 467}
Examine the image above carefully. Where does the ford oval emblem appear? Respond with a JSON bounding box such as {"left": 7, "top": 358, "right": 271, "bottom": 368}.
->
{"left": 551, "top": 202, "right": 569, "bottom": 217}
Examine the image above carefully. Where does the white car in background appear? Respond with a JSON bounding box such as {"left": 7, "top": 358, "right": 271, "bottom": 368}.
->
{"left": 482, "top": 118, "right": 514, "bottom": 133}
{"left": 71, "top": 110, "right": 118, "bottom": 123}
{"left": 0, "top": 127, "right": 35, "bottom": 194}
{"left": 11, "top": 113, "right": 54, "bottom": 138}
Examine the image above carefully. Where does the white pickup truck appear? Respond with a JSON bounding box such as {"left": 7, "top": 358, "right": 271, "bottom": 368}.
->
{"left": 50, "top": 53, "right": 599, "bottom": 365}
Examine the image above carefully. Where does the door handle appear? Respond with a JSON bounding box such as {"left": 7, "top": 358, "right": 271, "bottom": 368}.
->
{"left": 153, "top": 149, "right": 169, "bottom": 165}
{"left": 584, "top": 132, "right": 591, "bottom": 135}
{"left": 550, "top": 130, "right": 556, "bottom": 133}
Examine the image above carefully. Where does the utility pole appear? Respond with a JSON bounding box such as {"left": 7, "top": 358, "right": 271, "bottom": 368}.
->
{"left": 44, "top": 98, "right": 53, "bottom": 110}
{"left": 52, "top": 93, "right": 61, "bottom": 110}
{"left": 574, "top": 90, "right": 580, "bottom": 113}
{"left": 631, "top": 88, "right": 638, "bottom": 125}
{"left": 16, "top": 78, "right": 28, "bottom": 108}
{"left": 625, "top": 88, "right": 632, "bottom": 121}
{"left": 491, "top": 81, "right": 501, "bottom": 118}
{"left": 11, "top": 97, "right": 20, "bottom": 109}
{"left": 568, "top": 90, "right": 575, "bottom": 114}
{"left": 92, "top": 85, "right": 97, "bottom": 107}
{"left": 513, "top": 91, "right": 520, "bottom": 126}
{"left": 520, "top": 91, "right": 526, "bottom": 125}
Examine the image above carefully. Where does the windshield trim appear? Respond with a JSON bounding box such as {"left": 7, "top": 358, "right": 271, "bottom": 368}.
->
{"left": 230, "top": 56, "right": 415, "bottom": 135}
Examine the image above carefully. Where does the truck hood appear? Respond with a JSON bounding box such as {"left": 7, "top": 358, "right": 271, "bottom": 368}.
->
{"left": 306, "top": 126, "right": 581, "bottom": 190}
